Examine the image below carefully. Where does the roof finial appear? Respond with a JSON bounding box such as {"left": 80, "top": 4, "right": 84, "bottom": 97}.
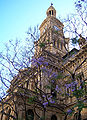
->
{"left": 51, "top": 3, "right": 53, "bottom": 6}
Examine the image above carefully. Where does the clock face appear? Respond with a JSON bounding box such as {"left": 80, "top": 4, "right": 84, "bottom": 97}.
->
{"left": 53, "top": 25, "right": 60, "bottom": 31}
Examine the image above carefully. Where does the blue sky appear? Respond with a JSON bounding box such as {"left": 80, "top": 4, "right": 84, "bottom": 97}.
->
{"left": 0, "top": 0, "right": 76, "bottom": 51}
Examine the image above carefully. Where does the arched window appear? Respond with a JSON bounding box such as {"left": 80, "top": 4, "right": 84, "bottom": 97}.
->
{"left": 52, "top": 10, "right": 53, "bottom": 15}
{"left": 51, "top": 115, "right": 57, "bottom": 120}
{"left": 53, "top": 40, "right": 56, "bottom": 46}
{"left": 49, "top": 10, "right": 54, "bottom": 16}
{"left": 26, "top": 109, "right": 34, "bottom": 120}
{"left": 57, "top": 41, "right": 59, "bottom": 48}
{"left": 5, "top": 108, "right": 11, "bottom": 120}
{"left": 49, "top": 11, "right": 51, "bottom": 15}
{"left": 73, "top": 112, "right": 79, "bottom": 120}
{"left": 60, "top": 42, "right": 63, "bottom": 50}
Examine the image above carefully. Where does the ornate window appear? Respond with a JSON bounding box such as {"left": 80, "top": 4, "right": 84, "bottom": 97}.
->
{"left": 51, "top": 115, "right": 57, "bottom": 120}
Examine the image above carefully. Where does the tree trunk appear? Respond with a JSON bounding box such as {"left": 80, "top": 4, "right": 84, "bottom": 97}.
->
{"left": 43, "top": 108, "right": 46, "bottom": 120}
{"left": 64, "top": 114, "right": 68, "bottom": 120}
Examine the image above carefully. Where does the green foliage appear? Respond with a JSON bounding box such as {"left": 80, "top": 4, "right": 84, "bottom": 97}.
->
{"left": 70, "top": 51, "right": 75, "bottom": 56}
{"left": 77, "top": 102, "right": 84, "bottom": 111}
{"left": 26, "top": 115, "right": 34, "bottom": 120}
{"left": 40, "top": 116, "right": 45, "bottom": 120}
{"left": 47, "top": 39, "right": 50, "bottom": 42}
{"left": 69, "top": 110, "right": 75, "bottom": 116}
{"left": 66, "top": 72, "right": 87, "bottom": 117}
{"left": 74, "top": 101, "right": 85, "bottom": 111}
{"left": 39, "top": 43, "right": 45, "bottom": 48}
{"left": 54, "top": 30, "right": 58, "bottom": 33}
{"left": 28, "top": 96, "right": 36, "bottom": 104}
{"left": 66, "top": 108, "right": 75, "bottom": 116}
{"left": 73, "top": 89, "right": 84, "bottom": 98}
{"left": 18, "top": 89, "right": 24, "bottom": 94}
{"left": 56, "top": 72, "right": 64, "bottom": 79}
{"left": 71, "top": 36, "right": 79, "bottom": 45}
{"left": 44, "top": 85, "right": 51, "bottom": 89}
{"left": 84, "top": 81, "right": 87, "bottom": 85}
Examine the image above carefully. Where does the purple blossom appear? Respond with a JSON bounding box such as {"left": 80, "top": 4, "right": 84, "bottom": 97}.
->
{"left": 65, "top": 84, "right": 71, "bottom": 88}
{"left": 66, "top": 93, "right": 69, "bottom": 96}
{"left": 50, "top": 100, "right": 55, "bottom": 104}
{"left": 46, "top": 69, "right": 52, "bottom": 77}
{"left": 73, "top": 81, "right": 78, "bottom": 85}
{"left": 55, "top": 85, "right": 58, "bottom": 91}
{"left": 47, "top": 95, "right": 52, "bottom": 100}
{"left": 79, "top": 86, "right": 82, "bottom": 89}
{"left": 32, "top": 57, "right": 46, "bottom": 67}
{"left": 31, "top": 57, "right": 37, "bottom": 62}
{"left": 71, "top": 87, "right": 75, "bottom": 92}
{"left": 52, "top": 91, "right": 54, "bottom": 94}
{"left": 39, "top": 98, "right": 42, "bottom": 101}
{"left": 43, "top": 102, "right": 48, "bottom": 107}
{"left": 65, "top": 81, "right": 78, "bottom": 89}
{"left": 84, "top": 100, "right": 87, "bottom": 103}
{"left": 42, "top": 95, "right": 46, "bottom": 98}
{"left": 67, "top": 109, "right": 72, "bottom": 114}
{"left": 48, "top": 97, "right": 51, "bottom": 100}
{"left": 50, "top": 72, "right": 57, "bottom": 78}
{"left": 48, "top": 69, "right": 52, "bottom": 73}
{"left": 51, "top": 80, "right": 55, "bottom": 83}
{"left": 55, "top": 85, "right": 62, "bottom": 93}
{"left": 37, "top": 61, "right": 43, "bottom": 65}
{"left": 41, "top": 67, "right": 47, "bottom": 71}
{"left": 38, "top": 56, "right": 44, "bottom": 61}
{"left": 43, "top": 62, "right": 48, "bottom": 66}
{"left": 76, "top": 4, "right": 82, "bottom": 7}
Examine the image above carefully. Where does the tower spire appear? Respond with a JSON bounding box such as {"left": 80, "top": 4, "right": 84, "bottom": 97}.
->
{"left": 46, "top": 4, "right": 56, "bottom": 17}
{"left": 51, "top": 3, "right": 53, "bottom": 6}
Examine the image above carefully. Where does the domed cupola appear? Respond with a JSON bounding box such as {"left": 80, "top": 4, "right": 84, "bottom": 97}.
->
{"left": 46, "top": 3, "right": 56, "bottom": 17}
{"left": 35, "top": 4, "right": 69, "bottom": 57}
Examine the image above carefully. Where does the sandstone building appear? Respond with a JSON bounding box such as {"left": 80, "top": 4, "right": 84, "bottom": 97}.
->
{"left": 0, "top": 5, "right": 87, "bottom": 120}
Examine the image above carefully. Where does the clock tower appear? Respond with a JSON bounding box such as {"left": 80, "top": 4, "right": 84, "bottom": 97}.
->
{"left": 34, "top": 4, "right": 69, "bottom": 57}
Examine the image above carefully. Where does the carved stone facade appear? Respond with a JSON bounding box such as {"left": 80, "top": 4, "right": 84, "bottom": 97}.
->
{"left": 0, "top": 5, "right": 87, "bottom": 120}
